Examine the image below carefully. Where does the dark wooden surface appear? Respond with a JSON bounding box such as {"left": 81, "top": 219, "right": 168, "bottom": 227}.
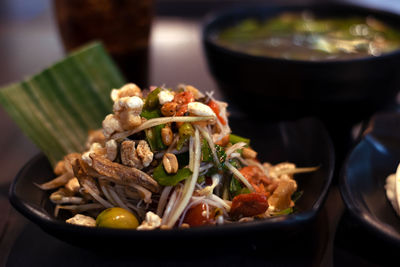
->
{"left": 0, "top": 0, "right": 399, "bottom": 266}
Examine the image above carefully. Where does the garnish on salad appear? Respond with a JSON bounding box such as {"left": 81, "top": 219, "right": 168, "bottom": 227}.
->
{"left": 37, "top": 83, "right": 318, "bottom": 230}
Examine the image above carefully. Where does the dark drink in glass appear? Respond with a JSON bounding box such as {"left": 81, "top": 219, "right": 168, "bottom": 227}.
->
{"left": 54, "top": 0, "right": 153, "bottom": 87}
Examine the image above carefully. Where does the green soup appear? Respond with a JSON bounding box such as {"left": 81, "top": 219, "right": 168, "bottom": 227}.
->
{"left": 214, "top": 12, "right": 400, "bottom": 60}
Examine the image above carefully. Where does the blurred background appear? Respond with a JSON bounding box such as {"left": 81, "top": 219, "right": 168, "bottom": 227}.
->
{"left": 1, "top": 0, "right": 399, "bottom": 87}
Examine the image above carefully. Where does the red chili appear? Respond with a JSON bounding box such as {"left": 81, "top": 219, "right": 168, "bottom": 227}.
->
{"left": 230, "top": 192, "right": 269, "bottom": 218}
{"left": 208, "top": 100, "right": 226, "bottom": 125}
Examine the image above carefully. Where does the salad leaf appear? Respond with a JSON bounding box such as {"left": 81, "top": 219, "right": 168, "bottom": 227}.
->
{"left": 153, "top": 163, "right": 193, "bottom": 186}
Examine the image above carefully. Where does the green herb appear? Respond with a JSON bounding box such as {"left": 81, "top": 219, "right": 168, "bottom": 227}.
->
{"left": 0, "top": 42, "right": 125, "bottom": 166}
{"left": 229, "top": 134, "right": 250, "bottom": 145}
{"left": 202, "top": 142, "right": 227, "bottom": 168}
{"left": 201, "top": 139, "right": 212, "bottom": 162}
{"left": 270, "top": 207, "right": 293, "bottom": 216}
{"left": 229, "top": 178, "right": 250, "bottom": 197}
{"left": 153, "top": 163, "right": 193, "bottom": 186}
{"left": 141, "top": 109, "right": 161, "bottom": 120}
{"left": 145, "top": 124, "right": 166, "bottom": 152}
{"left": 229, "top": 176, "right": 241, "bottom": 197}
{"left": 216, "top": 145, "right": 227, "bottom": 165}
{"left": 143, "top": 87, "right": 161, "bottom": 110}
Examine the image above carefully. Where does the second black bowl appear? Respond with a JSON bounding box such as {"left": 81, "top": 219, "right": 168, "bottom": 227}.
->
{"left": 203, "top": 3, "right": 400, "bottom": 136}
{"left": 340, "top": 112, "right": 400, "bottom": 246}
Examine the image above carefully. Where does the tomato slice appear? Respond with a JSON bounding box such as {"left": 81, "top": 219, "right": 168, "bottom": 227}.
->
{"left": 230, "top": 192, "right": 269, "bottom": 218}
{"left": 183, "top": 203, "right": 215, "bottom": 227}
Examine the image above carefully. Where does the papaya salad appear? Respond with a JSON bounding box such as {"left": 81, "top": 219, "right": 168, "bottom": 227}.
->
{"left": 36, "top": 83, "right": 317, "bottom": 229}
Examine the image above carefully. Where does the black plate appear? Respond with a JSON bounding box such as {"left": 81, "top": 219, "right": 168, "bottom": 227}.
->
{"left": 9, "top": 117, "right": 334, "bottom": 251}
{"left": 340, "top": 112, "right": 400, "bottom": 246}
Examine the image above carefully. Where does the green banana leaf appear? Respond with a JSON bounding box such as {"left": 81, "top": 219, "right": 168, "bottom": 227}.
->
{"left": 0, "top": 42, "right": 126, "bottom": 166}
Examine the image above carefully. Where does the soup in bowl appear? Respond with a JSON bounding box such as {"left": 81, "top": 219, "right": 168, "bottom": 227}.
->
{"left": 213, "top": 11, "right": 400, "bottom": 61}
{"left": 203, "top": 3, "right": 400, "bottom": 159}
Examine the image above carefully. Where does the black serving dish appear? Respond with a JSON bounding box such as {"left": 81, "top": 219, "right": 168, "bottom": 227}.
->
{"left": 203, "top": 2, "right": 400, "bottom": 159}
{"left": 340, "top": 112, "right": 400, "bottom": 246}
{"left": 9, "top": 117, "right": 334, "bottom": 252}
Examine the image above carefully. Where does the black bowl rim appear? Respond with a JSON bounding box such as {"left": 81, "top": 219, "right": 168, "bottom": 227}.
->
{"left": 202, "top": 1, "right": 400, "bottom": 65}
{"left": 339, "top": 135, "right": 400, "bottom": 246}
{"left": 9, "top": 118, "right": 334, "bottom": 239}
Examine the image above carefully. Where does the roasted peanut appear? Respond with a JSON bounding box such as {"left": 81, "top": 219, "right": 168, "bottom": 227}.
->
{"left": 161, "top": 102, "right": 177, "bottom": 117}
{"left": 54, "top": 160, "right": 66, "bottom": 176}
{"left": 242, "top": 147, "right": 257, "bottom": 159}
{"left": 65, "top": 177, "right": 80, "bottom": 193}
{"left": 162, "top": 153, "right": 178, "bottom": 174}
{"left": 161, "top": 126, "right": 173, "bottom": 146}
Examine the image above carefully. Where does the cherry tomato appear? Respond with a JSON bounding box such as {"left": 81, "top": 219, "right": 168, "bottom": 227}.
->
{"left": 183, "top": 203, "right": 215, "bottom": 227}
{"left": 230, "top": 192, "right": 269, "bottom": 218}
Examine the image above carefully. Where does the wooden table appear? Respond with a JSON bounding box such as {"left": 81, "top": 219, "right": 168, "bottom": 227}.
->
{"left": 0, "top": 1, "right": 399, "bottom": 266}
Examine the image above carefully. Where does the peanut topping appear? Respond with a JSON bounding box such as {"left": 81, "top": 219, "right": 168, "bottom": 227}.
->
{"left": 242, "top": 147, "right": 258, "bottom": 159}
{"left": 162, "top": 153, "right": 178, "bottom": 174}
{"left": 161, "top": 126, "right": 173, "bottom": 146}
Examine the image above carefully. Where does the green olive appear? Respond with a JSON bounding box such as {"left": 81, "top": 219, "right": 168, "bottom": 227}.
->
{"left": 96, "top": 207, "right": 139, "bottom": 229}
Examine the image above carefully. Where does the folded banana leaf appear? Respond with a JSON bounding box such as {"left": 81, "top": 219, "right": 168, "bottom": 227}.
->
{"left": 0, "top": 42, "right": 126, "bottom": 166}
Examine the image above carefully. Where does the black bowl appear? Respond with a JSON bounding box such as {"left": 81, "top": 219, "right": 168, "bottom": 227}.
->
{"left": 9, "top": 117, "right": 334, "bottom": 251}
{"left": 203, "top": 2, "right": 400, "bottom": 154}
{"left": 340, "top": 112, "right": 400, "bottom": 246}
